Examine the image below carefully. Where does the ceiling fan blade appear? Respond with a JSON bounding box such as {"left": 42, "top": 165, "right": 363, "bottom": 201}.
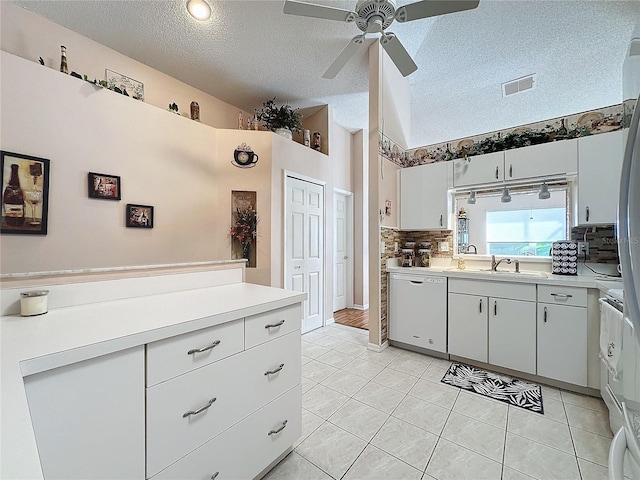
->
{"left": 283, "top": 0, "right": 357, "bottom": 23}
{"left": 380, "top": 33, "right": 418, "bottom": 77}
{"left": 323, "top": 34, "right": 366, "bottom": 79}
{"left": 395, "top": 0, "right": 479, "bottom": 22}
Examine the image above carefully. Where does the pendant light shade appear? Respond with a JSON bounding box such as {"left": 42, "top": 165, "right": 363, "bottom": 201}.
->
{"left": 538, "top": 182, "right": 551, "bottom": 200}
{"left": 467, "top": 190, "right": 476, "bottom": 205}
{"left": 501, "top": 187, "right": 512, "bottom": 203}
{"left": 187, "top": 0, "right": 211, "bottom": 20}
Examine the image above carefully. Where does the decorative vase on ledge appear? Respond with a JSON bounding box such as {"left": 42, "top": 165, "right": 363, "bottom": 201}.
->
{"left": 275, "top": 128, "right": 293, "bottom": 140}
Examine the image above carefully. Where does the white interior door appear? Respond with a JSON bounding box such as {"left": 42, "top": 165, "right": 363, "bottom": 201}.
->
{"left": 285, "top": 175, "right": 324, "bottom": 333}
{"left": 334, "top": 190, "right": 353, "bottom": 312}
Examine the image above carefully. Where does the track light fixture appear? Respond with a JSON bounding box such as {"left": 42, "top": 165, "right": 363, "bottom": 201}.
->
{"left": 538, "top": 182, "right": 551, "bottom": 200}
{"left": 467, "top": 190, "right": 476, "bottom": 205}
{"left": 501, "top": 187, "right": 512, "bottom": 203}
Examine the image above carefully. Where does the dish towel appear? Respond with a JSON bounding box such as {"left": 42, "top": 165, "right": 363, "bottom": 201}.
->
{"left": 599, "top": 299, "right": 624, "bottom": 379}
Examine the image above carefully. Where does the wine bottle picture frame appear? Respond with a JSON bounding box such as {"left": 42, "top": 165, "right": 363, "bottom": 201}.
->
{"left": 88, "top": 172, "right": 121, "bottom": 200}
{"left": 126, "top": 204, "right": 154, "bottom": 229}
{"left": 1, "top": 151, "right": 50, "bottom": 235}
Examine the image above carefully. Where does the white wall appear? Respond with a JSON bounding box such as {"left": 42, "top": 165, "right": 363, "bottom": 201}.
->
{"left": 0, "top": 2, "right": 251, "bottom": 130}
{"left": 1, "top": 51, "right": 227, "bottom": 274}
{"left": 381, "top": 49, "right": 411, "bottom": 149}
{"left": 352, "top": 130, "right": 369, "bottom": 309}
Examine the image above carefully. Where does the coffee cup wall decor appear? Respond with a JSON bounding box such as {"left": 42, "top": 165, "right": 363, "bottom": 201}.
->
{"left": 232, "top": 143, "right": 259, "bottom": 168}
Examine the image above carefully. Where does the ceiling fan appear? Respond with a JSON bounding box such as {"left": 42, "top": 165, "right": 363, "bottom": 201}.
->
{"left": 283, "top": 0, "right": 479, "bottom": 78}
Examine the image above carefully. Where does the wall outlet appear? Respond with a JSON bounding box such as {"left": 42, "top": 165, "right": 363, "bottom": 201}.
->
{"left": 578, "top": 241, "right": 589, "bottom": 256}
{"left": 380, "top": 241, "right": 386, "bottom": 254}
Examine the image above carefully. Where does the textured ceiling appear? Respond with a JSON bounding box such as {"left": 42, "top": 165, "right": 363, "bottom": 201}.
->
{"left": 12, "top": 0, "right": 640, "bottom": 148}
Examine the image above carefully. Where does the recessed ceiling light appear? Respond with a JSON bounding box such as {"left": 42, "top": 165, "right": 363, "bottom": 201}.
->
{"left": 187, "top": 0, "right": 211, "bottom": 20}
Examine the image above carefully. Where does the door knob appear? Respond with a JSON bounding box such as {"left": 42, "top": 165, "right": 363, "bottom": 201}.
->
{"left": 343, "top": 256, "right": 348, "bottom": 260}
{"left": 294, "top": 265, "right": 301, "bottom": 269}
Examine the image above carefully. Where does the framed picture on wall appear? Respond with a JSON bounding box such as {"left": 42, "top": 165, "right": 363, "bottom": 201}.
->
{"left": 126, "top": 204, "right": 153, "bottom": 228}
{"left": 88, "top": 172, "right": 121, "bottom": 200}
{"left": 1, "top": 151, "right": 50, "bottom": 235}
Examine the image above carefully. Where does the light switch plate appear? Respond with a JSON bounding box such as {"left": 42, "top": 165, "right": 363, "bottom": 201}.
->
{"left": 380, "top": 241, "right": 385, "bottom": 254}
{"left": 438, "top": 241, "right": 449, "bottom": 252}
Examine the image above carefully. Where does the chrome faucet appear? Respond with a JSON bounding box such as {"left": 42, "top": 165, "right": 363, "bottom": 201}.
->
{"left": 491, "top": 255, "right": 520, "bottom": 272}
{"left": 465, "top": 244, "right": 478, "bottom": 254}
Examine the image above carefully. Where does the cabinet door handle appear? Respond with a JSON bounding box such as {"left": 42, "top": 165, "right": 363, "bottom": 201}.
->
{"left": 265, "top": 319, "right": 285, "bottom": 329}
{"left": 183, "top": 397, "right": 217, "bottom": 418}
{"left": 211, "top": 473, "right": 219, "bottom": 480}
{"left": 586, "top": 206, "right": 590, "bottom": 222}
{"left": 494, "top": 301, "right": 497, "bottom": 316}
{"left": 410, "top": 280, "right": 424, "bottom": 285}
{"left": 479, "top": 299, "right": 483, "bottom": 313}
{"left": 550, "top": 293, "right": 573, "bottom": 299}
{"left": 440, "top": 214, "right": 443, "bottom": 226}
{"left": 265, "top": 363, "right": 285, "bottom": 376}
{"left": 495, "top": 166, "right": 499, "bottom": 179}
{"left": 509, "top": 164, "right": 513, "bottom": 177}
{"left": 268, "top": 420, "right": 288, "bottom": 436}
{"left": 187, "top": 340, "right": 221, "bottom": 355}
{"left": 544, "top": 306, "right": 548, "bottom": 323}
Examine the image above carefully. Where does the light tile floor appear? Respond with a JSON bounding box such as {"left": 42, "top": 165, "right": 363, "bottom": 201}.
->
{"left": 264, "top": 324, "right": 617, "bottom": 480}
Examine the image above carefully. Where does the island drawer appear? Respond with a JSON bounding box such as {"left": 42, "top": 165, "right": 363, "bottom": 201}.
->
{"left": 245, "top": 303, "right": 301, "bottom": 349}
{"left": 146, "top": 318, "right": 244, "bottom": 387}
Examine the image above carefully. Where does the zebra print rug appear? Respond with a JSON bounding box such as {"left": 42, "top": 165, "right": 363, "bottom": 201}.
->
{"left": 441, "top": 363, "right": 544, "bottom": 414}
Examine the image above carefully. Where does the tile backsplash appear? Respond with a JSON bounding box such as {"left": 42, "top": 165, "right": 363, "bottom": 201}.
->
{"left": 570, "top": 225, "right": 619, "bottom": 264}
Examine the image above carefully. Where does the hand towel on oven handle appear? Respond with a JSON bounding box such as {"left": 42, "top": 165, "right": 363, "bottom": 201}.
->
{"left": 599, "top": 299, "right": 624, "bottom": 379}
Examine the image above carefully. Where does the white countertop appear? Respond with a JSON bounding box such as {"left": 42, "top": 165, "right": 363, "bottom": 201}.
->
{"left": 1, "top": 281, "right": 306, "bottom": 479}
{"left": 387, "top": 265, "right": 624, "bottom": 289}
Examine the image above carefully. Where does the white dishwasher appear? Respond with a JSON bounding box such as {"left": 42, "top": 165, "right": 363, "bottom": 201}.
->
{"left": 388, "top": 273, "right": 447, "bottom": 353}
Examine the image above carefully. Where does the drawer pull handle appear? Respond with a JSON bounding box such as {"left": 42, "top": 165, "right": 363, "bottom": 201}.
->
{"left": 268, "top": 420, "right": 288, "bottom": 436}
{"left": 187, "top": 340, "right": 221, "bottom": 355}
{"left": 265, "top": 363, "right": 285, "bottom": 376}
{"left": 495, "top": 166, "right": 499, "bottom": 179}
{"left": 211, "top": 473, "right": 219, "bottom": 480}
{"left": 509, "top": 164, "right": 513, "bottom": 177}
{"left": 265, "top": 320, "right": 285, "bottom": 329}
{"left": 550, "top": 293, "right": 573, "bottom": 299}
{"left": 183, "top": 397, "right": 217, "bottom": 418}
{"left": 544, "top": 306, "right": 548, "bottom": 323}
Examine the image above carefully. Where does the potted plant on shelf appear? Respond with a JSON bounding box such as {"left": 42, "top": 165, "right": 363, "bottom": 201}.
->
{"left": 255, "top": 97, "right": 302, "bottom": 140}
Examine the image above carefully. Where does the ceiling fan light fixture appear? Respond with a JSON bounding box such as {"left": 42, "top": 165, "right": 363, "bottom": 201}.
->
{"left": 187, "top": 0, "right": 211, "bottom": 20}
{"left": 501, "top": 187, "right": 512, "bottom": 203}
{"left": 538, "top": 182, "right": 551, "bottom": 200}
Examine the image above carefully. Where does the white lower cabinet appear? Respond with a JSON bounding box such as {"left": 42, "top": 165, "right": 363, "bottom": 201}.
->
{"left": 488, "top": 297, "right": 537, "bottom": 375}
{"left": 147, "top": 306, "right": 302, "bottom": 479}
{"left": 154, "top": 386, "right": 302, "bottom": 480}
{"left": 448, "top": 279, "right": 536, "bottom": 375}
{"left": 448, "top": 292, "right": 488, "bottom": 363}
{"left": 23, "top": 347, "right": 145, "bottom": 479}
{"left": 537, "top": 292, "right": 588, "bottom": 386}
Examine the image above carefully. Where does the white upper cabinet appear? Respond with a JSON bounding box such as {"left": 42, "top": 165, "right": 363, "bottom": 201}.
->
{"left": 504, "top": 138, "right": 578, "bottom": 181}
{"left": 452, "top": 151, "right": 504, "bottom": 187}
{"left": 400, "top": 161, "right": 451, "bottom": 230}
{"left": 576, "top": 130, "right": 625, "bottom": 225}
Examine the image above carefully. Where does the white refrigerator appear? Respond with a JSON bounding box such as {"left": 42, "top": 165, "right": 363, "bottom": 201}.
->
{"left": 610, "top": 22, "right": 640, "bottom": 480}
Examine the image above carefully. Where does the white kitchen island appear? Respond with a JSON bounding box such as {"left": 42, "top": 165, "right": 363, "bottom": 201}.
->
{"left": 1, "top": 262, "right": 306, "bottom": 479}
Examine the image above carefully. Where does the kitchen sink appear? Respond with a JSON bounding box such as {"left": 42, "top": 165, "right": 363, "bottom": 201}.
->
{"left": 490, "top": 270, "right": 548, "bottom": 278}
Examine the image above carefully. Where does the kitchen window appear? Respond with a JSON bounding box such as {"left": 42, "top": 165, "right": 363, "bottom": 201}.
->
{"left": 455, "top": 184, "right": 569, "bottom": 257}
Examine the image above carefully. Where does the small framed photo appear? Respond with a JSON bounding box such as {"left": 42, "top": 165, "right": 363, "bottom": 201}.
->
{"left": 88, "top": 172, "right": 121, "bottom": 200}
{"left": 126, "top": 204, "right": 153, "bottom": 228}
{"left": 105, "top": 69, "right": 144, "bottom": 101}
{"left": 1, "top": 151, "right": 50, "bottom": 235}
